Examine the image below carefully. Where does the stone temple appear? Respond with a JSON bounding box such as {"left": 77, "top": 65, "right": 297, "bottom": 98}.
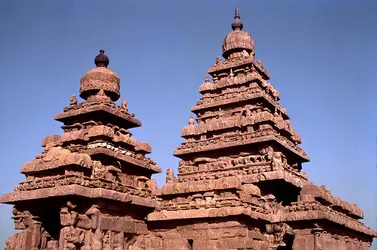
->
{"left": 1, "top": 8, "right": 376, "bottom": 250}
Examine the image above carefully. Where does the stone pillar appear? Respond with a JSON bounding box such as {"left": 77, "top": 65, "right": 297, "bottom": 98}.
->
{"left": 311, "top": 224, "right": 323, "bottom": 250}
{"left": 59, "top": 207, "right": 71, "bottom": 250}
{"left": 27, "top": 219, "right": 42, "bottom": 250}
{"left": 7, "top": 208, "right": 43, "bottom": 250}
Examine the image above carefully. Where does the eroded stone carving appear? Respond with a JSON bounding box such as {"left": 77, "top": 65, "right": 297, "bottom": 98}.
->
{"left": 70, "top": 95, "right": 78, "bottom": 106}
{"left": 121, "top": 99, "right": 128, "bottom": 113}
{"left": 166, "top": 168, "right": 176, "bottom": 183}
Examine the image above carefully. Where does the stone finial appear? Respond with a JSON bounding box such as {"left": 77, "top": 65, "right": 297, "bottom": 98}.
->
{"left": 199, "top": 75, "right": 213, "bottom": 94}
{"left": 205, "top": 75, "right": 210, "bottom": 83}
{"left": 216, "top": 56, "right": 222, "bottom": 64}
{"left": 231, "top": 8, "right": 243, "bottom": 31}
{"left": 222, "top": 8, "right": 254, "bottom": 59}
{"left": 94, "top": 49, "right": 109, "bottom": 68}
{"left": 69, "top": 95, "right": 78, "bottom": 106}
{"left": 182, "top": 114, "right": 196, "bottom": 136}
{"left": 188, "top": 114, "right": 195, "bottom": 125}
{"left": 121, "top": 99, "right": 129, "bottom": 112}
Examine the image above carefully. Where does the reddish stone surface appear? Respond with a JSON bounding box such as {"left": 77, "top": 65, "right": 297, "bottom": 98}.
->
{"left": 1, "top": 8, "right": 376, "bottom": 250}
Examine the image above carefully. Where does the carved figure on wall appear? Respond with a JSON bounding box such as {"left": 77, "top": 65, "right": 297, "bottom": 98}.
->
{"left": 242, "top": 49, "right": 249, "bottom": 57}
{"left": 6, "top": 208, "right": 43, "bottom": 250}
{"left": 178, "top": 160, "right": 187, "bottom": 173}
{"left": 293, "top": 131, "right": 301, "bottom": 144}
{"left": 81, "top": 230, "right": 93, "bottom": 250}
{"left": 104, "top": 165, "right": 121, "bottom": 182}
{"left": 59, "top": 201, "right": 88, "bottom": 250}
{"left": 113, "top": 232, "right": 124, "bottom": 250}
{"left": 121, "top": 99, "right": 129, "bottom": 113}
{"left": 92, "top": 228, "right": 105, "bottom": 250}
{"left": 86, "top": 204, "right": 100, "bottom": 218}
{"left": 166, "top": 168, "right": 176, "bottom": 183}
{"left": 216, "top": 56, "right": 222, "bottom": 64}
{"left": 271, "top": 151, "right": 285, "bottom": 170}
{"left": 135, "top": 176, "right": 148, "bottom": 190}
{"left": 103, "top": 231, "right": 112, "bottom": 250}
{"left": 91, "top": 89, "right": 111, "bottom": 103}
{"left": 70, "top": 95, "right": 78, "bottom": 106}
{"left": 92, "top": 161, "right": 106, "bottom": 179}
{"left": 146, "top": 179, "right": 158, "bottom": 194}
{"left": 244, "top": 109, "right": 255, "bottom": 126}
{"left": 65, "top": 227, "right": 86, "bottom": 249}
{"left": 266, "top": 223, "right": 292, "bottom": 248}
{"left": 40, "top": 228, "right": 51, "bottom": 249}
{"left": 47, "top": 240, "right": 59, "bottom": 250}
{"left": 273, "top": 112, "right": 285, "bottom": 130}
{"left": 259, "top": 146, "right": 274, "bottom": 161}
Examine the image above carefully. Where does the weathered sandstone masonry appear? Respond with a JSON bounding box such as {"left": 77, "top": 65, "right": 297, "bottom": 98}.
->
{"left": 1, "top": 8, "right": 376, "bottom": 250}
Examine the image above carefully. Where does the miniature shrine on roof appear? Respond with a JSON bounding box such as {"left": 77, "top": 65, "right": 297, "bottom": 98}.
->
{"left": 1, "top": 8, "right": 376, "bottom": 250}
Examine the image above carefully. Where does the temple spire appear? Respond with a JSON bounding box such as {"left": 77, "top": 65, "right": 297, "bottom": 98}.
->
{"left": 231, "top": 8, "right": 243, "bottom": 31}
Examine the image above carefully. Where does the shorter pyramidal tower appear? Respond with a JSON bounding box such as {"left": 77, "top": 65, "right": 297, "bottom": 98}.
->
{"left": 147, "top": 8, "right": 376, "bottom": 250}
{"left": 1, "top": 50, "right": 161, "bottom": 249}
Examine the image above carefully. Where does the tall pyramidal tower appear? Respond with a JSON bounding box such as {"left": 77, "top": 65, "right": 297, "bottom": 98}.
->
{"left": 147, "top": 8, "right": 377, "bottom": 250}
{"left": 1, "top": 50, "right": 162, "bottom": 249}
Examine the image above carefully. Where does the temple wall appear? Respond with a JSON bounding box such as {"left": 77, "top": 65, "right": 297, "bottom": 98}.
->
{"left": 316, "top": 232, "right": 371, "bottom": 250}
{"left": 292, "top": 229, "right": 372, "bottom": 250}
{"left": 138, "top": 220, "right": 270, "bottom": 250}
{"left": 292, "top": 229, "right": 314, "bottom": 250}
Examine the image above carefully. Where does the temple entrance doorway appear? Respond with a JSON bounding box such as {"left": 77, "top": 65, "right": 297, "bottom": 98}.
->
{"left": 277, "top": 233, "right": 294, "bottom": 249}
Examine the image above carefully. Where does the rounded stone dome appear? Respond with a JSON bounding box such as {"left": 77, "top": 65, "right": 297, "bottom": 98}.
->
{"left": 199, "top": 76, "right": 213, "bottom": 94}
{"left": 80, "top": 50, "right": 120, "bottom": 101}
{"left": 222, "top": 30, "right": 254, "bottom": 58}
{"left": 222, "top": 8, "right": 255, "bottom": 59}
{"left": 182, "top": 115, "right": 196, "bottom": 137}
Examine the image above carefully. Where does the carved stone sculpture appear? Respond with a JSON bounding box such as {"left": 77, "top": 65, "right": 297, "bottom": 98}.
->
{"left": 166, "top": 168, "right": 176, "bottom": 183}
{"left": 70, "top": 95, "right": 78, "bottom": 106}
{"left": 121, "top": 99, "right": 128, "bottom": 113}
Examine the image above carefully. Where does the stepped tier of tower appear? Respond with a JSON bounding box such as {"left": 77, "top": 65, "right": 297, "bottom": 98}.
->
{"left": 147, "top": 9, "right": 376, "bottom": 250}
{"left": 1, "top": 50, "right": 161, "bottom": 249}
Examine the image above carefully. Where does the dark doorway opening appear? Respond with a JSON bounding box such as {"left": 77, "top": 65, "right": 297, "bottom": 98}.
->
{"left": 188, "top": 239, "right": 194, "bottom": 249}
{"left": 277, "top": 233, "right": 294, "bottom": 249}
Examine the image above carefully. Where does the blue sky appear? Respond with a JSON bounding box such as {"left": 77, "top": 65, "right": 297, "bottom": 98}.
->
{"left": 0, "top": 0, "right": 376, "bottom": 247}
